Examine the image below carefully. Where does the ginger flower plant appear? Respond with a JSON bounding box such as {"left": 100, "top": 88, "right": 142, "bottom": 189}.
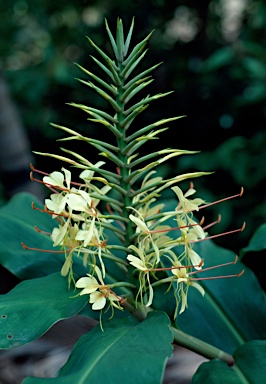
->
{"left": 2, "top": 17, "right": 266, "bottom": 384}
{"left": 28, "top": 18, "right": 246, "bottom": 319}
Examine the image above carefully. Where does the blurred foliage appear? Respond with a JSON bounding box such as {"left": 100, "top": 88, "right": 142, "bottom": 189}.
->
{"left": 0, "top": 0, "right": 265, "bottom": 253}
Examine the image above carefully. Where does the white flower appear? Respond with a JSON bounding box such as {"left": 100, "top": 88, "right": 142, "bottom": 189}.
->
{"left": 43, "top": 168, "right": 71, "bottom": 189}
{"left": 75, "top": 266, "right": 120, "bottom": 311}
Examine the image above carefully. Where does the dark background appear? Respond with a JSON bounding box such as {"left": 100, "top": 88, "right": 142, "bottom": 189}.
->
{"left": 0, "top": 0, "right": 265, "bottom": 255}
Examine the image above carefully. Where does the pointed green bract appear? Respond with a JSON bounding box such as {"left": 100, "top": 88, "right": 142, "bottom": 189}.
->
{"left": 116, "top": 18, "right": 124, "bottom": 62}
{"left": 123, "top": 17, "right": 135, "bottom": 56}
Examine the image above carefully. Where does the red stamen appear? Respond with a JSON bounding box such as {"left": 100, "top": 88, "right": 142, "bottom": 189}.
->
{"left": 30, "top": 172, "right": 60, "bottom": 193}
{"left": 188, "top": 256, "right": 238, "bottom": 275}
{"left": 31, "top": 202, "right": 66, "bottom": 220}
{"left": 189, "top": 222, "right": 246, "bottom": 244}
{"left": 199, "top": 187, "right": 244, "bottom": 210}
{"left": 34, "top": 225, "right": 51, "bottom": 235}
{"left": 30, "top": 163, "right": 85, "bottom": 189}
{"left": 21, "top": 242, "right": 70, "bottom": 254}
{"left": 107, "top": 287, "right": 126, "bottom": 304}
{"left": 148, "top": 259, "right": 204, "bottom": 272}
{"left": 30, "top": 163, "right": 49, "bottom": 176}
{"left": 190, "top": 270, "right": 244, "bottom": 281}
{"left": 203, "top": 214, "right": 221, "bottom": 231}
{"left": 148, "top": 218, "right": 205, "bottom": 235}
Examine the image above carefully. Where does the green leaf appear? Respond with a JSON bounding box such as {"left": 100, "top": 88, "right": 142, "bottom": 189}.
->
{"left": 0, "top": 193, "right": 73, "bottom": 279}
{"left": 23, "top": 311, "right": 173, "bottom": 384}
{"left": 167, "top": 240, "right": 266, "bottom": 353}
{"left": 0, "top": 273, "right": 88, "bottom": 349}
{"left": 192, "top": 340, "right": 266, "bottom": 384}
{"left": 240, "top": 223, "right": 266, "bottom": 256}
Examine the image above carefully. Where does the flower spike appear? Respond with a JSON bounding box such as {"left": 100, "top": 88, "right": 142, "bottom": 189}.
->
{"left": 28, "top": 18, "right": 245, "bottom": 320}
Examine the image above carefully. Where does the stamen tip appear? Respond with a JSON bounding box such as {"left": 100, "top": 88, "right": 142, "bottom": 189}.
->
{"left": 34, "top": 225, "right": 41, "bottom": 233}
{"left": 241, "top": 222, "right": 246, "bottom": 231}
{"left": 237, "top": 270, "right": 245, "bottom": 277}
{"left": 199, "top": 258, "right": 204, "bottom": 267}
{"left": 217, "top": 214, "right": 222, "bottom": 223}
{"left": 21, "top": 242, "right": 27, "bottom": 249}
{"left": 240, "top": 187, "right": 244, "bottom": 197}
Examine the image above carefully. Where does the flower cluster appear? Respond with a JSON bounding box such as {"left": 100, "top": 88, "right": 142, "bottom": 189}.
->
{"left": 40, "top": 165, "right": 111, "bottom": 281}
{"left": 27, "top": 160, "right": 244, "bottom": 318}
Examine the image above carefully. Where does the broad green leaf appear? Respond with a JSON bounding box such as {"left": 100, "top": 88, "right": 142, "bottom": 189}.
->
{"left": 157, "top": 240, "right": 266, "bottom": 353}
{"left": 0, "top": 273, "right": 88, "bottom": 349}
{"left": 240, "top": 223, "right": 266, "bottom": 255}
{"left": 0, "top": 193, "right": 86, "bottom": 279}
{"left": 192, "top": 340, "right": 266, "bottom": 384}
{"left": 0, "top": 194, "right": 130, "bottom": 309}
{"left": 23, "top": 311, "right": 173, "bottom": 384}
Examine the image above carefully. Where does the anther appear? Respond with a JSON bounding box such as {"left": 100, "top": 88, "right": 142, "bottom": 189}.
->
{"left": 21, "top": 242, "right": 69, "bottom": 254}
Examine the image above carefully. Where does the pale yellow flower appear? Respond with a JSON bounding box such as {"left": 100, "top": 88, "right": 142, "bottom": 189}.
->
{"left": 75, "top": 266, "right": 120, "bottom": 310}
{"left": 171, "top": 261, "right": 205, "bottom": 314}
{"left": 172, "top": 185, "right": 205, "bottom": 214}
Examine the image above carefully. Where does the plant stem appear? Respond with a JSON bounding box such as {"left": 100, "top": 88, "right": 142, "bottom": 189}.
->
{"left": 115, "top": 61, "right": 135, "bottom": 247}
{"left": 170, "top": 326, "right": 235, "bottom": 366}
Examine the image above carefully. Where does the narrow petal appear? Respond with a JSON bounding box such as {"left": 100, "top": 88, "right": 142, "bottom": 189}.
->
{"left": 179, "top": 287, "right": 187, "bottom": 314}
{"left": 129, "top": 214, "right": 149, "bottom": 234}
{"left": 127, "top": 255, "right": 147, "bottom": 271}
{"left": 191, "top": 281, "right": 205, "bottom": 297}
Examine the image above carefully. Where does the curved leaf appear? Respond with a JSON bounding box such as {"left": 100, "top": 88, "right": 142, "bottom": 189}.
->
{"left": 192, "top": 340, "right": 266, "bottom": 384}
{"left": 172, "top": 240, "right": 266, "bottom": 353}
{"left": 0, "top": 193, "right": 86, "bottom": 279}
{"left": 0, "top": 273, "right": 88, "bottom": 349}
{"left": 23, "top": 311, "right": 173, "bottom": 384}
{"left": 240, "top": 223, "right": 266, "bottom": 255}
